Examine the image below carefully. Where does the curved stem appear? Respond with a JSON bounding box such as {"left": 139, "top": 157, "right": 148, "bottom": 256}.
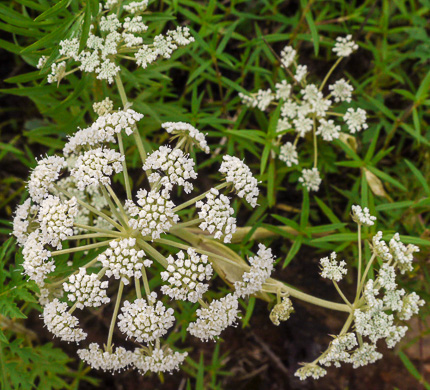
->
{"left": 333, "top": 281, "right": 352, "bottom": 307}
{"left": 73, "top": 223, "right": 124, "bottom": 237}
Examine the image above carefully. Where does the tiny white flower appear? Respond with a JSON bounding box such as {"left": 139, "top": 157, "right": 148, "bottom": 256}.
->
{"left": 279, "top": 142, "right": 299, "bottom": 167}
{"left": 320, "top": 252, "right": 347, "bottom": 282}
{"left": 351, "top": 205, "right": 376, "bottom": 226}
{"left": 329, "top": 79, "right": 353, "bottom": 103}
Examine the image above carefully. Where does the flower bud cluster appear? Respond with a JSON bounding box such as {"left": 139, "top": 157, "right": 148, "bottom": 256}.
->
{"left": 162, "top": 122, "right": 210, "bottom": 154}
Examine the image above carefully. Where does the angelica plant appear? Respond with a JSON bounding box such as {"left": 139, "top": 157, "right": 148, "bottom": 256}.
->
{"left": 239, "top": 35, "right": 368, "bottom": 192}
{"left": 9, "top": 1, "right": 425, "bottom": 382}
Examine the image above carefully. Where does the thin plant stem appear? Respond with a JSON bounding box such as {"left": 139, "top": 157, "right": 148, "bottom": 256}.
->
{"left": 117, "top": 133, "right": 132, "bottom": 199}
{"left": 51, "top": 239, "right": 113, "bottom": 256}
{"left": 173, "top": 182, "right": 229, "bottom": 213}
{"left": 106, "top": 281, "right": 124, "bottom": 351}
{"left": 333, "top": 281, "right": 352, "bottom": 307}
{"left": 73, "top": 223, "right": 124, "bottom": 237}
{"left": 357, "top": 253, "right": 377, "bottom": 294}
{"left": 356, "top": 225, "right": 362, "bottom": 297}
{"left": 170, "top": 218, "right": 203, "bottom": 230}
{"left": 105, "top": 184, "right": 129, "bottom": 224}
{"left": 100, "top": 186, "right": 127, "bottom": 227}
{"left": 136, "top": 238, "right": 168, "bottom": 268}
{"left": 313, "top": 116, "right": 318, "bottom": 168}
{"left": 141, "top": 267, "right": 152, "bottom": 299}
{"left": 54, "top": 184, "right": 123, "bottom": 231}
{"left": 319, "top": 57, "right": 342, "bottom": 92}
{"left": 65, "top": 232, "right": 120, "bottom": 241}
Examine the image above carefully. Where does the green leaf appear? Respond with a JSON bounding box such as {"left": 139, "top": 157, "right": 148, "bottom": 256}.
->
{"left": 284, "top": 235, "right": 303, "bottom": 267}
{"left": 404, "top": 159, "right": 430, "bottom": 196}
{"left": 79, "top": 1, "right": 91, "bottom": 52}
{"left": 34, "top": 0, "right": 72, "bottom": 22}
{"left": 305, "top": 11, "right": 319, "bottom": 55}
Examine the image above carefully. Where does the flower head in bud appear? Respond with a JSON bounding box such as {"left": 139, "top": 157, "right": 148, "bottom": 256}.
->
{"left": 270, "top": 296, "right": 294, "bottom": 326}
{"left": 299, "top": 168, "right": 321, "bottom": 192}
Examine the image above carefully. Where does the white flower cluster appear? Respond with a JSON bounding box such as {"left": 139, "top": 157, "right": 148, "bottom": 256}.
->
{"left": 97, "top": 238, "right": 151, "bottom": 284}
{"left": 196, "top": 188, "right": 237, "bottom": 243}
{"left": 320, "top": 333, "right": 358, "bottom": 367}
{"left": 279, "top": 142, "right": 298, "bottom": 167}
{"left": 187, "top": 294, "right": 239, "bottom": 341}
{"left": 12, "top": 198, "right": 38, "bottom": 246}
{"left": 40, "top": 3, "right": 193, "bottom": 84}
{"left": 22, "top": 231, "right": 54, "bottom": 286}
{"left": 234, "top": 244, "right": 275, "bottom": 298}
{"left": 71, "top": 148, "right": 124, "bottom": 190}
{"left": 63, "top": 268, "right": 110, "bottom": 310}
{"left": 371, "top": 231, "right": 420, "bottom": 273}
{"left": 161, "top": 248, "right": 213, "bottom": 303}
{"left": 135, "top": 27, "right": 194, "bottom": 68}
{"left": 333, "top": 35, "right": 359, "bottom": 57}
{"left": 125, "top": 189, "right": 179, "bottom": 240}
{"left": 143, "top": 146, "right": 197, "bottom": 194}
{"left": 238, "top": 37, "right": 366, "bottom": 192}
{"left": 38, "top": 195, "right": 78, "bottom": 249}
{"left": 298, "top": 168, "right": 322, "bottom": 192}
{"left": 28, "top": 156, "right": 66, "bottom": 203}
{"left": 320, "top": 252, "right": 347, "bottom": 282}
{"left": 295, "top": 364, "right": 327, "bottom": 380}
{"left": 118, "top": 298, "right": 175, "bottom": 343}
{"left": 63, "top": 108, "right": 144, "bottom": 156}
{"left": 162, "top": 122, "right": 210, "bottom": 154}
{"left": 77, "top": 343, "right": 134, "bottom": 372}
{"left": 351, "top": 205, "right": 377, "bottom": 226}
{"left": 133, "top": 347, "right": 188, "bottom": 374}
{"left": 42, "top": 299, "right": 87, "bottom": 343}
{"left": 219, "top": 155, "right": 259, "bottom": 207}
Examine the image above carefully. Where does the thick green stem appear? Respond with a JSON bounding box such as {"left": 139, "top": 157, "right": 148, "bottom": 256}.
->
{"left": 106, "top": 281, "right": 124, "bottom": 351}
{"left": 136, "top": 238, "right": 168, "bottom": 268}
{"left": 105, "top": 184, "right": 129, "bottom": 224}
{"left": 135, "top": 276, "right": 142, "bottom": 299}
{"left": 313, "top": 116, "right": 318, "bottom": 168}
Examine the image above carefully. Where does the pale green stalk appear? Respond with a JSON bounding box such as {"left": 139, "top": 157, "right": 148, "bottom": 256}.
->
{"left": 106, "top": 281, "right": 124, "bottom": 351}
{"left": 51, "top": 239, "right": 113, "bottom": 256}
